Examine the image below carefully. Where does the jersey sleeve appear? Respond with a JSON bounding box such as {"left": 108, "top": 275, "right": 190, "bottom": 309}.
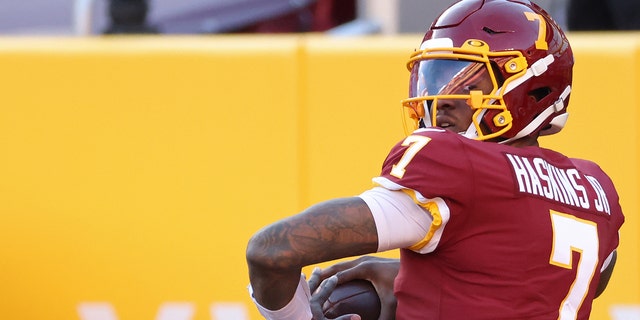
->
{"left": 371, "top": 129, "right": 475, "bottom": 252}
{"left": 375, "top": 128, "right": 474, "bottom": 205}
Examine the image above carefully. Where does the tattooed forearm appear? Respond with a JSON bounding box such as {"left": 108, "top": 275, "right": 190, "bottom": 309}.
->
{"left": 291, "top": 198, "right": 378, "bottom": 260}
{"left": 249, "top": 197, "right": 378, "bottom": 270}
{"left": 246, "top": 196, "right": 379, "bottom": 309}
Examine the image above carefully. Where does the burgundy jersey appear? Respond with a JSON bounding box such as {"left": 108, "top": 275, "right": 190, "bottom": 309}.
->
{"left": 374, "top": 128, "right": 624, "bottom": 320}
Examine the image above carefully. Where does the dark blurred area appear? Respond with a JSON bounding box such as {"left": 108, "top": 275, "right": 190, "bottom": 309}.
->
{"left": 567, "top": 0, "right": 640, "bottom": 31}
{"left": 0, "top": 0, "right": 581, "bottom": 36}
{"left": 104, "top": 0, "right": 158, "bottom": 34}
{"left": 0, "top": 0, "right": 356, "bottom": 35}
{"left": 232, "top": 0, "right": 356, "bottom": 33}
{"left": 104, "top": 0, "right": 356, "bottom": 34}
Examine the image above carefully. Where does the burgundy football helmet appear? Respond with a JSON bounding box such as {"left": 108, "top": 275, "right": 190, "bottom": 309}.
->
{"left": 402, "top": 0, "right": 573, "bottom": 143}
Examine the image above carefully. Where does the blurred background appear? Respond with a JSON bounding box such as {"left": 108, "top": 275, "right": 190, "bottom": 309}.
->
{"left": 0, "top": 0, "right": 571, "bottom": 36}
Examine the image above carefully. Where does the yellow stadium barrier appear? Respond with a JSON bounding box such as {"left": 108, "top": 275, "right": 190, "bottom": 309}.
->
{"left": 0, "top": 33, "right": 637, "bottom": 320}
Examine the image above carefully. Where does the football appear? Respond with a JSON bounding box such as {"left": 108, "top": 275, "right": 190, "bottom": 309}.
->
{"left": 322, "top": 279, "right": 381, "bottom": 320}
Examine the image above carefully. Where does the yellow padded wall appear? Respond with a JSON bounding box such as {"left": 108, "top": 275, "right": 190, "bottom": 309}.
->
{"left": 300, "top": 35, "right": 416, "bottom": 205}
{"left": 0, "top": 36, "right": 301, "bottom": 320}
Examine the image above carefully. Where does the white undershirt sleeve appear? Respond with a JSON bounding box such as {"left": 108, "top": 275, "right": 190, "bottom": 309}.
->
{"left": 248, "top": 274, "right": 312, "bottom": 320}
{"left": 358, "top": 187, "right": 433, "bottom": 252}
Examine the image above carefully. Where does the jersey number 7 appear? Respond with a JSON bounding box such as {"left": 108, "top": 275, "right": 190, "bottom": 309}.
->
{"left": 550, "top": 210, "right": 599, "bottom": 319}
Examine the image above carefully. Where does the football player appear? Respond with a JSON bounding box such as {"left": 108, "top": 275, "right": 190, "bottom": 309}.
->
{"left": 246, "top": 0, "right": 625, "bottom": 319}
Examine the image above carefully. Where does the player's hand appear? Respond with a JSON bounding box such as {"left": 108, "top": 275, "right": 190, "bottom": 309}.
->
{"left": 310, "top": 275, "right": 361, "bottom": 320}
{"left": 308, "top": 256, "right": 400, "bottom": 320}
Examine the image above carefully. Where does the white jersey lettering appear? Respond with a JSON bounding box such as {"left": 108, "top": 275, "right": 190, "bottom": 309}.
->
{"left": 506, "top": 154, "right": 607, "bottom": 213}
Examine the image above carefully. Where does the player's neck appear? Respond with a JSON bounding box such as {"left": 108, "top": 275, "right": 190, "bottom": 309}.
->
{"left": 506, "top": 135, "right": 539, "bottom": 148}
